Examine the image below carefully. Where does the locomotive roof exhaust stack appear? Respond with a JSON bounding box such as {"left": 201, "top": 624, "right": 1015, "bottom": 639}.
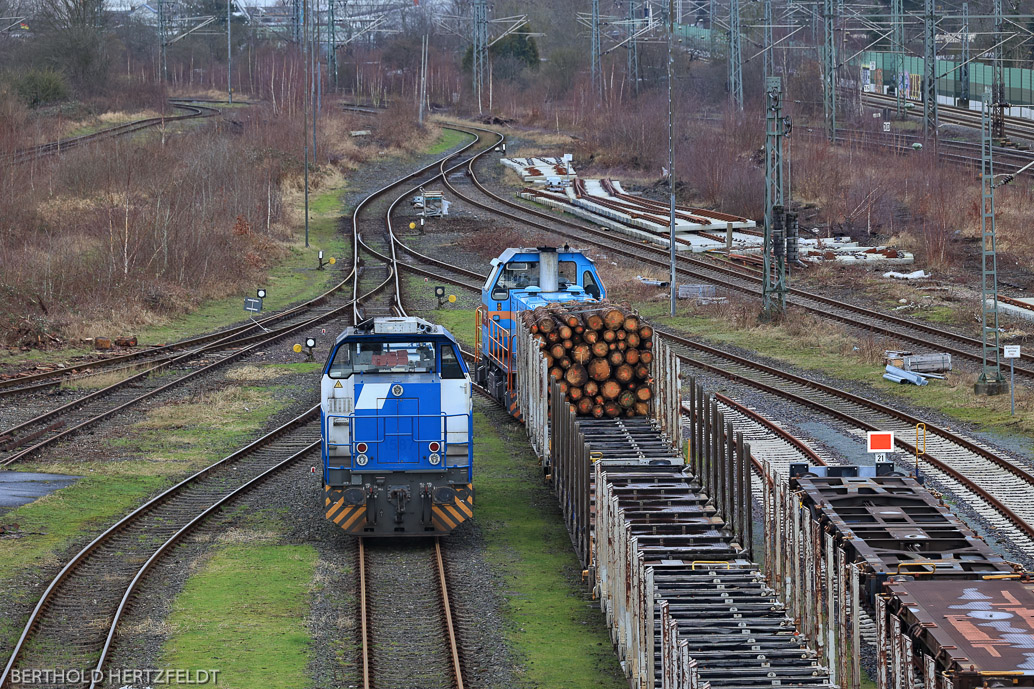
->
{"left": 538, "top": 246, "right": 559, "bottom": 293}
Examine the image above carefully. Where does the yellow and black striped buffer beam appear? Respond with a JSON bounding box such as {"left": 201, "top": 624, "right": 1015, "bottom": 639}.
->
{"left": 431, "top": 483, "right": 474, "bottom": 533}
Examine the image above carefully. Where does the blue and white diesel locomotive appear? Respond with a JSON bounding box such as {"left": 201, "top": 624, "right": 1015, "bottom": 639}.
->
{"left": 475, "top": 246, "right": 606, "bottom": 412}
{"left": 320, "top": 317, "right": 473, "bottom": 536}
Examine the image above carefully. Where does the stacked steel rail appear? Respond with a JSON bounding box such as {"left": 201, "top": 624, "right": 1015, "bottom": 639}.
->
{"left": 544, "top": 377, "right": 831, "bottom": 688}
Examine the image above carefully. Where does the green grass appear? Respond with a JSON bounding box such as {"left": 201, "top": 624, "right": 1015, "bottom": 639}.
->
{"left": 474, "top": 410, "right": 626, "bottom": 688}
{"left": 426, "top": 128, "right": 473, "bottom": 155}
{"left": 162, "top": 544, "right": 318, "bottom": 689}
{"left": 424, "top": 307, "right": 477, "bottom": 350}
{"left": 912, "top": 305, "right": 957, "bottom": 324}
{"left": 0, "top": 385, "right": 286, "bottom": 649}
{"left": 0, "top": 473, "right": 169, "bottom": 582}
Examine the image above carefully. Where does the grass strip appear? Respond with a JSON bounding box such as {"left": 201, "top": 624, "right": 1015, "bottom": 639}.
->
{"left": 426, "top": 128, "right": 473, "bottom": 155}
{"left": 161, "top": 544, "right": 318, "bottom": 689}
{"left": 474, "top": 410, "right": 626, "bottom": 688}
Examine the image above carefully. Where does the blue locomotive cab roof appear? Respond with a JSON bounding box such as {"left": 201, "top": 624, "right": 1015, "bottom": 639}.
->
{"left": 483, "top": 247, "right": 605, "bottom": 310}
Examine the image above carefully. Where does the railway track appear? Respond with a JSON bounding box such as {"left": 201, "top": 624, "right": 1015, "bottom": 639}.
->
{"left": 0, "top": 270, "right": 358, "bottom": 467}
{"left": 1, "top": 131, "right": 492, "bottom": 687}
{"left": 862, "top": 90, "right": 1034, "bottom": 141}
{"left": 2, "top": 100, "right": 221, "bottom": 166}
{"left": 342, "top": 126, "right": 493, "bottom": 688}
{"left": 662, "top": 328, "right": 1034, "bottom": 552}
{"left": 0, "top": 409, "right": 322, "bottom": 689}
{"left": 826, "top": 127, "right": 1034, "bottom": 180}
{"left": 0, "top": 128, "right": 497, "bottom": 469}
{"left": 0, "top": 283, "right": 353, "bottom": 398}
{"left": 396, "top": 156, "right": 1034, "bottom": 555}
{"left": 439, "top": 124, "right": 1034, "bottom": 377}
{"left": 358, "top": 538, "right": 465, "bottom": 689}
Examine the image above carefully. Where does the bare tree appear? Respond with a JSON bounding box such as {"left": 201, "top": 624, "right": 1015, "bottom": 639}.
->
{"left": 33, "top": 0, "right": 109, "bottom": 88}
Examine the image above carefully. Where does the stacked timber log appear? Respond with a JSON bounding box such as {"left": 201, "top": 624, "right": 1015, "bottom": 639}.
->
{"left": 520, "top": 302, "right": 654, "bottom": 418}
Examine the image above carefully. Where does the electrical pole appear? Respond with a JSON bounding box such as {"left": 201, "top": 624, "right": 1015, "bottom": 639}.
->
{"left": 729, "top": 0, "right": 743, "bottom": 109}
{"left": 668, "top": 0, "right": 678, "bottom": 317}
{"left": 892, "top": 0, "right": 904, "bottom": 114}
{"left": 303, "top": 0, "right": 309, "bottom": 248}
{"left": 709, "top": 0, "right": 717, "bottom": 60}
{"left": 328, "top": 0, "right": 337, "bottom": 90}
{"left": 628, "top": 0, "right": 639, "bottom": 93}
{"left": 763, "top": 77, "right": 788, "bottom": 319}
{"left": 993, "top": 0, "right": 1006, "bottom": 140}
{"left": 158, "top": 0, "right": 168, "bottom": 84}
{"left": 294, "top": 0, "right": 302, "bottom": 43}
{"left": 823, "top": 0, "right": 836, "bottom": 141}
{"left": 960, "top": 3, "right": 970, "bottom": 106}
{"left": 764, "top": 0, "right": 774, "bottom": 79}
{"left": 976, "top": 90, "right": 1007, "bottom": 395}
{"left": 591, "top": 0, "right": 603, "bottom": 99}
{"left": 922, "top": 0, "right": 938, "bottom": 139}
{"left": 227, "top": 0, "right": 233, "bottom": 103}
{"left": 472, "top": 0, "right": 488, "bottom": 112}
{"left": 418, "top": 34, "right": 428, "bottom": 125}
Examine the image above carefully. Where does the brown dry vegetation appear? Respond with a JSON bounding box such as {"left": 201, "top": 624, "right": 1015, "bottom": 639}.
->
{"left": 0, "top": 87, "right": 435, "bottom": 347}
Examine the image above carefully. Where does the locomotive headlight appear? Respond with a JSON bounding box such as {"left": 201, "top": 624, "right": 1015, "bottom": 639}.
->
{"left": 356, "top": 454, "right": 369, "bottom": 466}
{"left": 428, "top": 453, "right": 441, "bottom": 465}
{"left": 391, "top": 384, "right": 404, "bottom": 396}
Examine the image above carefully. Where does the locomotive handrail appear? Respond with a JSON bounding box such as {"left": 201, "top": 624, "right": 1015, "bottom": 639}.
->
{"left": 322, "top": 411, "right": 472, "bottom": 469}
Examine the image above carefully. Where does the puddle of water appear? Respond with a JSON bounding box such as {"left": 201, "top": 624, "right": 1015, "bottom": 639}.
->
{"left": 0, "top": 472, "right": 81, "bottom": 515}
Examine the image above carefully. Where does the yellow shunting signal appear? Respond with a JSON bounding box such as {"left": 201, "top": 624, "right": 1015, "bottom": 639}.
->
{"left": 448, "top": 295, "right": 457, "bottom": 303}
{"left": 292, "top": 343, "right": 303, "bottom": 353}
{"left": 409, "top": 222, "right": 416, "bottom": 230}
{"left": 329, "top": 257, "right": 336, "bottom": 265}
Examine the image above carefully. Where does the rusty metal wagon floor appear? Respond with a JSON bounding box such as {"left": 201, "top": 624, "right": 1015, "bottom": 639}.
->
{"left": 586, "top": 419, "right": 831, "bottom": 688}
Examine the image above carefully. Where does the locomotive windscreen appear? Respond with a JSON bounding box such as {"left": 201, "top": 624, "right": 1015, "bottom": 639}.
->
{"left": 328, "top": 341, "right": 435, "bottom": 377}
{"left": 327, "top": 340, "right": 465, "bottom": 379}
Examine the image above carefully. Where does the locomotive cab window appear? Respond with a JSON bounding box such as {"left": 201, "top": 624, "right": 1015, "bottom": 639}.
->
{"left": 583, "top": 271, "right": 601, "bottom": 299}
{"left": 440, "top": 345, "right": 465, "bottom": 379}
{"left": 492, "top": 261, "right": 539, "bottom": 300}
{"left": 558, "top": 261, "right": 578, "bottom": 289}
{"left": 328, "top": 340, "right": 436, "bottom": 378}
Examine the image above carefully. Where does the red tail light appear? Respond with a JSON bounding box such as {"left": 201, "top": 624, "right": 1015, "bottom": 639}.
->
{"left": 356, "top": 442, "right": 368, "bottom": 453}
{"left": 428, "top": 441, "right": 441, "bottom": 452}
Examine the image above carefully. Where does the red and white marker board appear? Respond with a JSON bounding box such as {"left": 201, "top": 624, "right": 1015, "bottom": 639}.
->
{"left": 867, "top": 430, "right": 894, "bottom": 453}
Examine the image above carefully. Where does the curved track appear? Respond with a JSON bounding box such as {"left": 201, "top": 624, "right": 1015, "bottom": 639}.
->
{"left": 1, "top": 133, "right": 491, "bottom": 688}
{"left": 3, "top": 100, "right": 221, "bottom": 166}
{"left": 0, "top": 409, "right": 322, "bottom": 689}
{"left": 438, "top": 123, "right": 1034, "bottom": 376}
{"left": 413, "top": 122, "right": 1034, "bottom": 553}
{"left": 0, "top": 265, "right": 358, "bottom": 467}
